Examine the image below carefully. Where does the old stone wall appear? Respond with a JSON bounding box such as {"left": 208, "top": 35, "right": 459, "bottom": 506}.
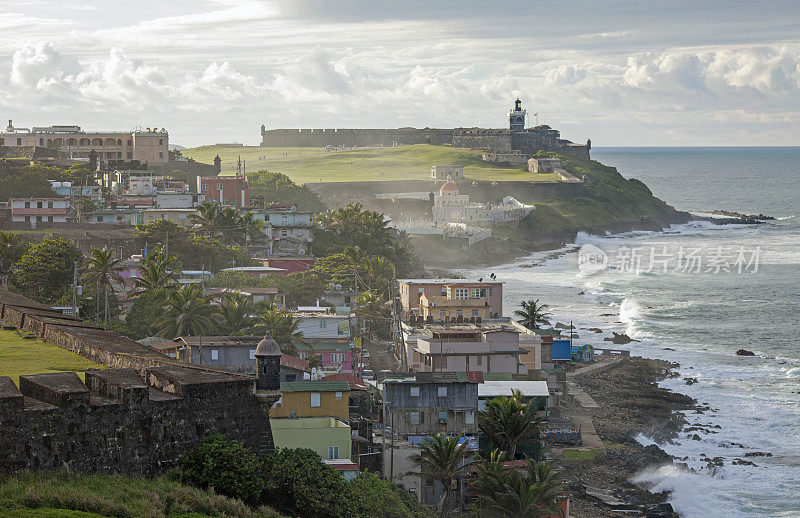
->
{"left": 0, "top": 291, "right": 276, "bottom": 475}
{"left": 452, "top": 129, "right": 513, "bottom": 152}
{"left": 260, "top": 128, "right": 454, "bottom": 147}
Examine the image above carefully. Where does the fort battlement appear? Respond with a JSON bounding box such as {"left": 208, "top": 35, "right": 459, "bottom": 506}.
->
{"left": 0, "top": 291, "right": 276, "bottom": 475}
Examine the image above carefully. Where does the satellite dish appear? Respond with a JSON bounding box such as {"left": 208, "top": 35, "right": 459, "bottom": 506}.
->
{"left": 335, "top": 284, "right": 342, "bottom": 291}
{"left": 328, "top": 282, "right": 335, "bottom": 290}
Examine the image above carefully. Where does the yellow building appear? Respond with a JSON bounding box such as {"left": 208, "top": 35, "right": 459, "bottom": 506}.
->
{"left": 270, "top": 380, "right": 350, "bottom": 420}
{"left": 419, "top": 283, "right": 493, "bottom": 321}
{"left": 0, "top": 121, "right": 169, "bottom": 164}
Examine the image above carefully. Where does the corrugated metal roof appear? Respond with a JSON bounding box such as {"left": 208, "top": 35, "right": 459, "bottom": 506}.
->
{"left": 280, "top": 381, "right": 350, "bottom": 392}
{"left": 478, "top": 381, "right": 549, "bottom": 398}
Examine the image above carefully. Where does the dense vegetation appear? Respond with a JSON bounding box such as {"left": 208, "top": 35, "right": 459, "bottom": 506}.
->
{"left": 0, "top": 161, "right": 97, "bottom": 201}
{"left": 179, "top": 435, "right": 433, "bottom": 518}
{"left": 0, "top": 470, "right": 284, "bottom": 517}
{"left": 247, "top": 170, "right": 326, "bottom": 211}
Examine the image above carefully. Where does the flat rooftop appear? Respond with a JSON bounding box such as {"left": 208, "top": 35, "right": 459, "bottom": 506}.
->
{"left": 398, "top": 278, "right": 503, "bottom": 284}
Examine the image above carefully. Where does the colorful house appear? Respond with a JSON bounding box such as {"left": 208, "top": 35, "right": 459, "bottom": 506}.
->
{"left": 270, "top": 417, "right": 352, "bottom": 461}
{"left": 270, "top": 380, "right": 350, "bottom": 420}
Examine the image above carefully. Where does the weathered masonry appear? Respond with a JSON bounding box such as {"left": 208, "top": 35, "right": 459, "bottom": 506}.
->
{"left": 260, "top": 100, "right": 591, "bottom": 160}
{"left": 0, "top": 291, "right": 276, "bottom": 475}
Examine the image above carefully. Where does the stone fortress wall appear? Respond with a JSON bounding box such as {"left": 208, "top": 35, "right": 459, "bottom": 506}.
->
{"left": 259, "top": 126, "right": 455, "bottom": 147}
{"left": 0, "top": 291, "right": 275, "bottom": 475}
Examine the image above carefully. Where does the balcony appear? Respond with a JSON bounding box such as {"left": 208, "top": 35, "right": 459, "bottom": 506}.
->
{"left": 12, "top": 208, "right": 68, "bottom": 216}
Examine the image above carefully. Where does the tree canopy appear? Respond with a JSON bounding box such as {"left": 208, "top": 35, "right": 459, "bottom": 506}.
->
{"left": 9, "top": 237, "right": 82, "bottom": 303}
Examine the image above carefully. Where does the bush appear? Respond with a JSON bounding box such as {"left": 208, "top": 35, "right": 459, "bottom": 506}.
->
{"left": 348, "top": 472, "right": 435, "bottom": 518}
{"left": 179, "top": 435, "right": 265, "bottom": 506}
{"left": 262, "top": 448, "right": 350, "bottom": 517}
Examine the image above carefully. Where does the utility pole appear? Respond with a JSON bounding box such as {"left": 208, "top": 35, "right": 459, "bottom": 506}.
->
{"left": 390, "top": 408, "right": 395, "bottom": 482}
{"left": 104, "top": 285, "right": 109, "bottom": 329}
{"left": 71, "top": 261, "right": 78, "bottom": 318}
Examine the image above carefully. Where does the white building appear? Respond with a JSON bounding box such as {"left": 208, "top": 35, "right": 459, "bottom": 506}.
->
{"left": 9, "top": 198, "right": 69, "bottom": 227}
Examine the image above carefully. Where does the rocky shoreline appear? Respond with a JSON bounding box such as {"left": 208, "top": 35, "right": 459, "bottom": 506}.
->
{"left": 555, "top": 357, "right": 696, "bottom": 517}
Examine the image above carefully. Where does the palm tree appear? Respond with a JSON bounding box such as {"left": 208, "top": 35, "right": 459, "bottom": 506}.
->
{"left": 153, "top": 284, "right": 217, "bottom": 338}
{"left": 83, "top": 246, "right": 124, "bottom": 293}
{"left": 238, "top": 211, "right": 264, "bottom": 245}
{"left": 259, "top": 303, "right": 300, "bottom": 354}
{"left": 409, "top": 434, "right": 475, "bottom": 517}
{"left": 134, "top": 248, "right": 178, "bottom": 293}
{"left": 473, "top": 454, "right": 564, "bottom": 517}
{"left": 216, "top": 292, "right": 259, "bottom": 335}
{"left": 191, "top": 201, "right": 222, "bottom": 236}
{"left": 356, "top": 290, "right": 387, "bottom": 339}
{"left": 514, "top": 299, "right": 552, "bottom": 330}
{"left": 478, "top": 390, "right": 543, "bottom": 459}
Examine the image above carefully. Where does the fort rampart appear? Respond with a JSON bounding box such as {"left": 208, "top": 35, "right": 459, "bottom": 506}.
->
{"left": 0, "top": 291, "right": 275, "bottom": 475}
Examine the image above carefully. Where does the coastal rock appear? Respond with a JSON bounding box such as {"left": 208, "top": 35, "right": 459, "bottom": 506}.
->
{"left": 744, "top": 451, "right": 772, "bottom": 457}
{"left": 690, "top": 434, "right": 702, "bottom": 441}
{"left": 732, "top": 458, "right": 757, "bottom": 466}
{"left": 605, "top": 332, "right": 635, "bottom": 344}
{"left": 683, "top": 377, "right": 699, "bottom": 385}
{"left": 736, "top": 349, "right": 756, "bottom": 356}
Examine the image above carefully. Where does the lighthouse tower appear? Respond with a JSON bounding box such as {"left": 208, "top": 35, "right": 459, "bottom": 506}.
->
{"left": 509, "top": 98, "right": 526, "bottom": 132}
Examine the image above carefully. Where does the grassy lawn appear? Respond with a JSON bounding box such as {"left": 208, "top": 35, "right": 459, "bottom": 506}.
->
{"left": 562, "top": 449, "right": 603, "bottom": 462}
{"left": 0, "top": 471, "right": 284, "bottom": 518}
{"left": 0, "top": 329, "right": 103, "bottom": 383}
{"left": 183, "top": 144, "right": 560, "bottom": 184}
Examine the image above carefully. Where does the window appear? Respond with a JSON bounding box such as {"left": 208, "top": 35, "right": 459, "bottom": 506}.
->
{"left": 179, "top": 213, "right": 186, "bottom": 219}
{"left": 298, "top": 352, "right": 308, "bottom": 359}
{"left": 454, "top": 288, "right": 468, "bottom": 299}
{"left": 438, "top": 410, "right": 447, "bottom": 422}
{"left": 202, "top": 184, "right": 208, "bottom": 191}
{"left": 127, "top": 140, "right": 132, "bottom": 146}
{"left": 441, "top": 287, "right": 447, "bottom": 296}
{"left": 328, "top": 446, "right": 339, "bottom": 459}
{"left": 438, "top": 386, "right": 447, "bottom": 397}
{"left": 465, "top": 411, "right": 475, "bottom": 425}
{"left": 471, "top": 288, "right": 487, "bottom": 298}
{"left": 16, "top": 138, "right": 22, "bottom": 145}
{"left": 472, "top": 309, "right": 479, "bottom": 318}
{"left": 285, "top": 373, "right": 296, "bottom": 382}
{"left": 456, "top": 310, "right": 463, "bottom": 318}
{"left": 249, "top": 349, "right": 256, "bottom": 360}
{"left": 477, "top": 356, "right": 483, "bottom": 366}
{"left": 47, "top": 201, "right": 53, "bottom": 208}
{"left": 281, "top": 229, "right": 288, "bottom": 237}
{"left": 158, "top": 138, "right": 163, "bottom": 145}
{"left": 331, "top": 352, "right": 345, "bottom": 363}
{"left": 24, "top": 202, "right": 30, "bottom": 208}
{"left": 211, "top": 349, "right": 219, "bottom": 361}
{"left": 310, "top": 392, "right": 321, "bottom": 407}
{"left": 37, "top": 202, "right": 43, "bottom": 208}
{"left": 117, "top": 152, "right": 122, "bottom": 159}
{"left": 440, "top": 310, "right": 446, "bottom": 320}
{"left": 410, "top": 386, "right": 419, "bottom": 397}
{"left": 159, "top": 152, "right": 163, "bottom": 158}
{"left": 47, "top": 216, "right": 53, "bottom": 222}
{"left": 217, "top": 183, "right": 223, "bottom": 190}
{"left": 320, "top": 320, "right": 327, "bottom": 329}
{"left": 335, "top": 391, "right": 343, "bottom": 399}
{"left": 410, "top": 411, "right": 420, "bottom": 425}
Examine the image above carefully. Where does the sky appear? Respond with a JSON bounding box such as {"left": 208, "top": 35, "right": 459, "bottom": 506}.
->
{"left": 1, "top": 0, "right": 800, "bottom": 147}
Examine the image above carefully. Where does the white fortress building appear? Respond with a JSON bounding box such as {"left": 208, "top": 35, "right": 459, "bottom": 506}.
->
{"left": 0, "top": 120, "right": 169, "bottom": 164}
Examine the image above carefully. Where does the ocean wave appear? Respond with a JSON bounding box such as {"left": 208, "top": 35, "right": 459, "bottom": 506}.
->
{"left": 631, "top": 464, "right": 750, "bottom": 518}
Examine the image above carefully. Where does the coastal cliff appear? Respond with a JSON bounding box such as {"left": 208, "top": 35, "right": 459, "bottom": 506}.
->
{"left": 412, "top": 152, "right": 692, "bottom": 268}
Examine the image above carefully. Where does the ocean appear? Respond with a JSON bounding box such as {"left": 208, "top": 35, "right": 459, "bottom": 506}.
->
{"left": 467, "top": 147, "right": 800, "bottom": 517}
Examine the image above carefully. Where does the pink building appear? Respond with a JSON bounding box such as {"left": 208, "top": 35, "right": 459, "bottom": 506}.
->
{"left": 397, "top": 278, "right": 503, "bottom": 319}
{"left": 197, "top": 176, "right": 250, "bottom": 208}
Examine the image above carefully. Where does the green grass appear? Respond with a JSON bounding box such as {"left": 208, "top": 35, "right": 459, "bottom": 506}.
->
{"left": 0, "top": 471, "right": 284, "bottom": 518}
{"left": 183, "top": 144, "right": 560, "bottom": 183}
{"left": 562, "top": 449, "right": 603, "bottom": 462}
{"left": 0, "top": 329, "right": 103, "bottom": 383}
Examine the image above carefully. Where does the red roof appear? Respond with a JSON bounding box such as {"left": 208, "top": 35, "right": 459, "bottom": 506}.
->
{"left": 439, "top": 181, "right": 459, "bottom": 193}
{"left": 322, "top": 373, "right": 369, "bottom": 391}
{"left": 464, "top": 371, "right": 483, "bottom": 383}
{"left": 281, "top": 355, "right": 310, "bottom": 372}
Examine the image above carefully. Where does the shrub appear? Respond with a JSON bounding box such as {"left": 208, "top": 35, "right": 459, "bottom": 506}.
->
{"left": 347, "top": 472, "right": 435, "bottom": 518}
{"left": 261, "top": 448, "right": 350, "bottom": 517}
{"left": 179, "top": 435, "right": 265, "bottom": 505}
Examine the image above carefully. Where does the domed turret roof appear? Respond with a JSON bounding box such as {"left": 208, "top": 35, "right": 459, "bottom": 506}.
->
{"left": 439, "top": 181, "right": 459, "bottom": 194}
{"left": 254, "top": 332, "right": 281, "bottom": 357}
